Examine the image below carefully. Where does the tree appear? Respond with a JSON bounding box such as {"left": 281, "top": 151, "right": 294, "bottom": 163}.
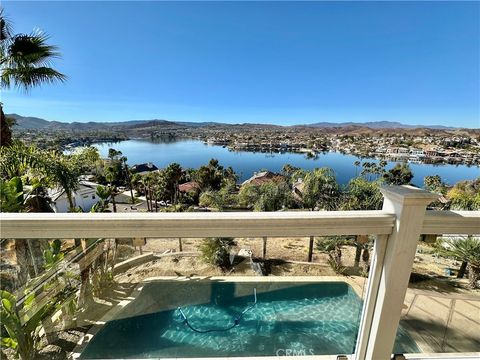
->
{"left": 199, "top": 190, "right": 225, "bottom": 210}
{"left": 74, "top": 146, "right": 101, "bottom": 175}
{"left": 360, "top": 161, "right": 386, "bottom": 181}
{"left": 120, "top": 157, "right": 135, "bottom": 204}
{"left": 341, "top": 177, "right": 383, "bottom": 211}
{"left": 424, "top": 175, "right": 449, "bottom": 210}
{"left": 104, "top": 165, "right": 120, "bottom": 213}
{"left": 301, "top": 168, "right": 340, "bottom": 211}
{"left": 254, "top": 181, "right": 293, "bottom": 211}
{"left": 237, "top": 183, "right": 261, "bottom": 209}
{"left": 238, "top": 180, "right": 293, "bottom": 211}
{"left": 439, "top": 236, "right": 480, "bottom": 289}
{"left": 341, "top": 177, "right": 383, "bottom": 267}
{"left": 447, "top": 178, "right": 480, "bottom": 210}
{"left": 0, "top": 9, "right": 67, "bottom": 147}
{"left": 196, "top": 159, "right": 225, "bottom": 191}
{"left": 90, "top": 185, "right": 111, "bottom": 213}
{"left": 163, "top": 163, "right": 183, "bottom": 203}
{"left": 0, "top": 143, "right": 80, "bottom": 210}
{"left": 383, "top": 163, "right": 413, "bottom": 185}
{"left": 281, "top": 163, "right": 300, "bottom": 178}
{"left": 424, "top": 175, "right": 444, "bottom": 193}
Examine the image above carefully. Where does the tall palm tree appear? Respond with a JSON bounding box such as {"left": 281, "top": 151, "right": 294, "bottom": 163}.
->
{"left": 0, "top": 8, "right": 66, "bottom": 146}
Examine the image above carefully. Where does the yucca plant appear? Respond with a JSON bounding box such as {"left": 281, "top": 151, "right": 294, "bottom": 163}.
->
{"left": 439, "top": 236, "right": 480, "bottom": 289}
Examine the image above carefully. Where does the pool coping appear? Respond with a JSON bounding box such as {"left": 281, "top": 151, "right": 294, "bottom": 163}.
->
{"left": 141, "top": 275, "right": 367, "bottom": 297}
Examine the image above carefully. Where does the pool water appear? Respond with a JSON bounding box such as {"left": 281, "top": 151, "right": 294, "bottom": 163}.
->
{"left": 80, "top": 281, "right": 418, "bottom": 358}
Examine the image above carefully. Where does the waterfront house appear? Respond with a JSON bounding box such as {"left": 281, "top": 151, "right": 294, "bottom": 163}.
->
{"left": 386, "top": 147, "right": 409, "bottom": 156}
{"left": 131, "top": 162, "right": 159, "bottom": 175}
{"left": 423, "top": 145, "right": 440, "bottom": 157}
{"left": 410, "top": 148, "right": 425, "bottom": 158}
{"left": 241, "top": 171, "right": 284, "bottom": 186}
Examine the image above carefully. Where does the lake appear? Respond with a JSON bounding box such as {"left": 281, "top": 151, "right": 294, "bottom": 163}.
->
{"left": 94, "top": 140, "right": 479, "bottom": 186}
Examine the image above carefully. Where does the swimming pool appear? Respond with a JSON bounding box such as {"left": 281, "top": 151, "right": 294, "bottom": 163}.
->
{"left": 80, "top": 281, "right": 418, "bottom": 358}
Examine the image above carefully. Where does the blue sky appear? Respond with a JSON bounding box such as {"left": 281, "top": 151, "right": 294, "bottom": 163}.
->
{"left": 2, "top": 1, "right": 479, "bottom": 127}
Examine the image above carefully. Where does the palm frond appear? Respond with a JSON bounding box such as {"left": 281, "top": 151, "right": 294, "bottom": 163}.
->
{"left": 7, "top": 32, "right": 62, "bottom": 67}
{"left": 0, "top": 8, "right": 13, "bottom": 42}
{"left": 441, "top": 236, "right": 480, "bottom": 267}
{"left": 1, "top": 66, "right": 67, "bottom": 91}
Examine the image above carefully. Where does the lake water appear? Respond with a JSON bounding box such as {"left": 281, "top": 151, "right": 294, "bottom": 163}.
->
{"left": 94, "top": 140, "right": 479, "bottom": 186}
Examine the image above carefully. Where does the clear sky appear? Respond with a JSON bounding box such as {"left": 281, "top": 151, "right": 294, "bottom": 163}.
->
{"left": 2, "top": 1, "right": 479, "bottom": 128}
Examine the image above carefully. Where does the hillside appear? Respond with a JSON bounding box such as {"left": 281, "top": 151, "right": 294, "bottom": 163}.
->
{"left": 7, "top": 113, "right": 477, "bottom": 135}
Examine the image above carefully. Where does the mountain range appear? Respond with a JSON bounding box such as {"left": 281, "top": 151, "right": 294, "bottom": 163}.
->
{"left": 7, "top": 113, "right": 462, "bottom": 131}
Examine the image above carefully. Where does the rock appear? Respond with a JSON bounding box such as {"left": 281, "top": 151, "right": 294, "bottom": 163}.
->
{"left": 37, "top": 344, "right": 66, "bottom": 360}
{"left": 238, "top": 248, "right": 253, "bottom": 257}
{"left": 250, "top": 260, "right": 266, "bottom": 276}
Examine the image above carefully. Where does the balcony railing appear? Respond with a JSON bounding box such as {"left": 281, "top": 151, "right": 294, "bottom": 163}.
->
{"left": 1, "top": 185, "right": 479, "bottom": 360}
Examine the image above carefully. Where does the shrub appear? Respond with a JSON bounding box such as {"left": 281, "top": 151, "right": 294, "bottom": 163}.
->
{"left": 316, "top": 236, "right": 351, "bottom": 274}
{"left": 199, "top": 237, "right": 236, "bottom": 268}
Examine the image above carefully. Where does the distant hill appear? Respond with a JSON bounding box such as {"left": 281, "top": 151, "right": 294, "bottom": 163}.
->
{"left": 7, "top": 113, "right": 466, "bottom": 131}
{"left": 7, "top": 114, "right": 183, "bottom": 131}
{"left": 7, "top": 114, "right": 53, "bottom": 130}
{"left": 303, "top": 121, "right": 455, "bottom": 130}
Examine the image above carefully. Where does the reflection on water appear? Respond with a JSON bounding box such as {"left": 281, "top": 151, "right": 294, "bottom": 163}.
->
{"left": 93, "top": 140, "right": 479, "bottom": 185}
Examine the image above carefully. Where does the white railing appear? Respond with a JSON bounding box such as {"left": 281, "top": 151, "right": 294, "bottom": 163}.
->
{"left": 0, "top": 185, "right": 479, "bottom": 360}
{"left": 0, "top": 210, "right": 395, "bottom": 238}
{"left": 2, "top": 210, "right": 478, "bottom": 239}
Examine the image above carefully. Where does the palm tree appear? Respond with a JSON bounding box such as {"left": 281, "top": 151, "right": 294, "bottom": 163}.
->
{"left": 90, "top": 185, "right": 111, "bottom": 213}
{"left": 121, "top": 156, "right": 135, "bottom": 204}
{"left": 0, "top": 9, "right": 66, "bottom": 146}
{"left": 439, "top": 236, "right": 480, "bottom": 289}
{"left": 104, "top": 167, "right": 118, "bottom": 213}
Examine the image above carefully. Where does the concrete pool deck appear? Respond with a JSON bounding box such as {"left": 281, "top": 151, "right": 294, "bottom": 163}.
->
{"left": 71, "top": 276, "right": 479, "bottom": 358}
{"left": 401, "top": 289, "right": 480, "bottom": 353}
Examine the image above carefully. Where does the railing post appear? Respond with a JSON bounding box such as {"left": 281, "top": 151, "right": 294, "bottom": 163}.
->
{"left": 362, "top": 185, "right": 438, "bottom": 360}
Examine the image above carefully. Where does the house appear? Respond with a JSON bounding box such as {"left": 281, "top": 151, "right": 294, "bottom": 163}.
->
{"left": 241, "top": 171, "right": 284, "bottom": 186}
{"left": 48, "top": 180, "right": 100, "bottom": 213}
{"left": 131, "top": 163, "right": 159, "bottom": 175}
{"left": 410, "top": 148, "right": 425, "bottom": 158}
{"left": 386, "top": 147, "right": 409, "bottom": 156}
{"left": 423, "top": 145, "right": 440, "bottom": 157}
{"left": 178, "top": 181, "right": 200, "bottom": 193}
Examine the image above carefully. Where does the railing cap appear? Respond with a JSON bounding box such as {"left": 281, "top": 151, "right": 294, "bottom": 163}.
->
{"left": 380, "top": 185, "right": 440, "bottom": 205}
